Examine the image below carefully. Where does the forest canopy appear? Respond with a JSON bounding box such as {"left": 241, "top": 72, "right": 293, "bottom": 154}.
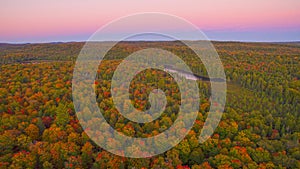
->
{"left": 0, "top": 41, "right": 299, "bottom": 168}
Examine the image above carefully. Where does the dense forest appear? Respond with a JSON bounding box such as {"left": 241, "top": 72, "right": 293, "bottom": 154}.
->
{"left": 0, "top": 41, "right": 299, "bottom": 168}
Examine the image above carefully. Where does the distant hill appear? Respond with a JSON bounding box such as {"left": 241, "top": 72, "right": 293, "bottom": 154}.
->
{"left": 0, "top": 41, "right": 299, "bottom": 65}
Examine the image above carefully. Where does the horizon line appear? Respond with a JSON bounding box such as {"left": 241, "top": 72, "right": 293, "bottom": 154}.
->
{"left": 1, "top": 39, "right": 300, "bottom": 45}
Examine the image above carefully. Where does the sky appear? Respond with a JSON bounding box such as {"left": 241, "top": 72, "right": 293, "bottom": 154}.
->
{"left": 1, "top": 0, "right": 300, "bottom": 43}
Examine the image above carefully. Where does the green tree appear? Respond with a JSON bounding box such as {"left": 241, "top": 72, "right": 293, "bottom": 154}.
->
{"left": 55, "top": 103, "right": 70, "bottom": 127}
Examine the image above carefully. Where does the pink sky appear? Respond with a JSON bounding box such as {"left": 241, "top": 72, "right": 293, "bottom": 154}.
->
{"left": 1, "top": 0, "right": 300, "bottom": 42}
